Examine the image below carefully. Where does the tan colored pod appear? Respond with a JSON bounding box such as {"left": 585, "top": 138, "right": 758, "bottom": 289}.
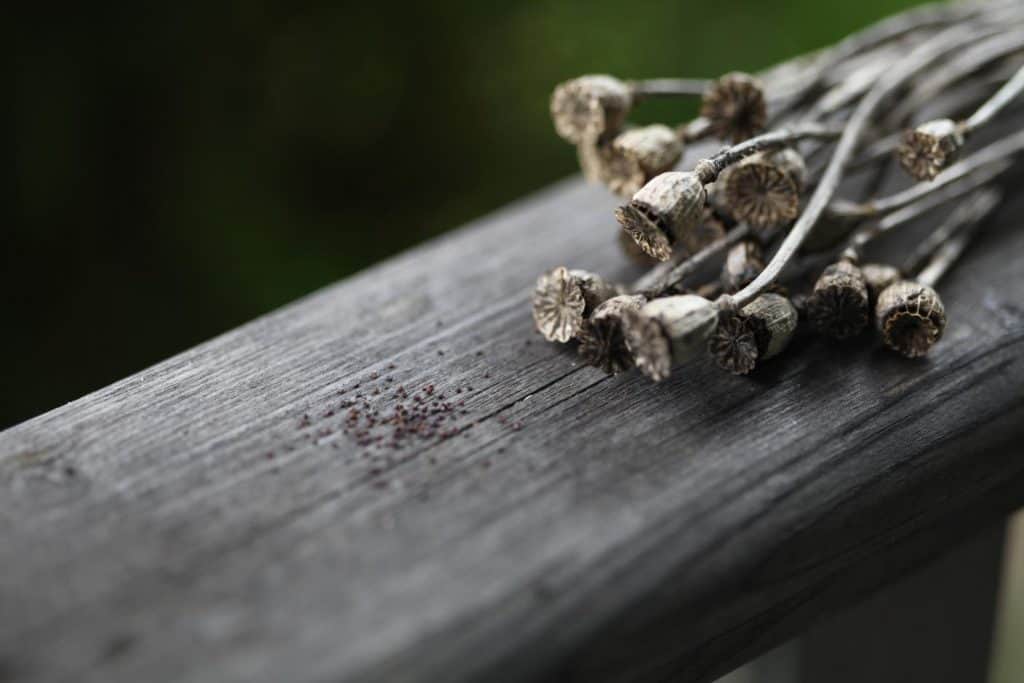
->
{"left": 721, "top": 239, "right": 765, "bottom": 293}
{"left": 806, "top": 257, "right": 870, "bottom": 340}
{"left": 897, "top": 118, "right": 964, "bottom": 181}
{"left": 532, "top": 267, "right": 621, "bottom": 343}
{"left": 616, "top": 171, "right": 707, "bottom": 262}
{"left": 578, "top": 124, "right": 683, "bottom": 198}
{"left": 742, "top": 293, "right": 798, "bottom": 360}
{"left": 577, "top": 294, "right": 648, "bottom": 375}
{"left": 550, "top": 75, "right": 633, "bottom": 144}
{"left": 860, "top": 262, "right": 902, "bottom": 304}
{"left": 622, "top": 295, "right": 718, "bottom": 381}
{"left": 719, "top": 150, "right": 802, "bottom": 231}
{"left": 700, "top": 71, "right": 767, "bottom": 143}
{"left": 875, "top": 280, "right": 947, "bottom": 358}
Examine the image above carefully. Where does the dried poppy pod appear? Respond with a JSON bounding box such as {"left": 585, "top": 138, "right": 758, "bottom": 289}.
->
{"left": 700, "top": 72, "right": 767, "bottom": 143}
{"left": 875, "top": 280, "right": 946, "bottom": 358}
{"left": 550, "top": 75, "right": 633, "bottom": 144}
{"left": 617, "top": 229, "right": 657, "bottom": 266}
{"left": 708, "top": 310, "right": 759, "bottom": 375}
{"left": 743, "top": 293, "right": 798, "bottom": 361}
{"left": 578, "top": 125, "right": 684, "bottom": 197}
{"left": 532, "top": 267, "right": 621, "bottom": 343}
{"left": 719, "top": 150, "right": 803, "bottom": 232}
{"left": 615, "top": 172, "right": 706, "bottom": 262}
{"left": 611, "top": 125, "right": 684, "bottom": 196}
{"left": 770, "top": 148, "right": 808, "bottom": 187}
{"left": 721, "top": 239, "right": 765, "bottom": 293}
{"left": 578, "top": 294, "right": 648, "bottom": 375}
{"left": 897, "top": 118, "right": 965, "bottom": 181}
{"left": 622, "top": 295, "right": 719, "bottom": 382}
{"left": 805, "top": 255, "right": 870, "bottom": 340}
{"left": 860, "top": 262, "right": 902, "bottom": 305}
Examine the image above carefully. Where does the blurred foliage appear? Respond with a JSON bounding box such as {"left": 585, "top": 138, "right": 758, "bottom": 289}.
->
{"left": 6, "top": 0, "right": 929, "bottom": 427}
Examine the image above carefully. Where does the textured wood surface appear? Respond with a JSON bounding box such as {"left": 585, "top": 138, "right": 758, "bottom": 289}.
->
{"left": 3, "top": 141, "right": 1024, "bottom": 683}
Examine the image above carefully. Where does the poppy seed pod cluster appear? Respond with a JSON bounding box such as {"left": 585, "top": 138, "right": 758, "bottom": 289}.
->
{"left": 534, "top": 3, "right": 1019, "bottom": 384}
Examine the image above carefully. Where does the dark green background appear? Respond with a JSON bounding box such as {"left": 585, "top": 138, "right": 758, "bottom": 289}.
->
{"left": 6, "top": 1, "right": 928, "bottom": 428}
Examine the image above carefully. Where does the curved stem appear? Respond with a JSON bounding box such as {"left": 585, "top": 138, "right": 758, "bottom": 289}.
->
{"left": 831, "top": 128, "right": 1024, "bottom": 221}
{"left": 676, "top": 117, "right": 712, "bottom": 144}
{"left": 902, "top": 188, "right": 1002, "bottom": 277}
{"left": 692, "top": 124, "right": 841, "bottom": 184}
{"left": 916, "top": 189, "right": 1002, "bottom": 287}
{"left": 885, "top": 26, "right": 1024, "bottom": 128}
{"left": 638, "top": 225, "right": 750, "bottom": 298}
{"left": 965, "top": 63, "right": 1024, "bottom": 132}
{"left": 785, "top": 2, "right": 983, "bottom": 104}
{"left": 845, "top": 160, "right": 1009, "bottom": 254}
{"left": 847, "top": 67, "right": 1015, "bottom": 173}
{"left": 728, "top": 22, "right": 1001, "bottom": 308}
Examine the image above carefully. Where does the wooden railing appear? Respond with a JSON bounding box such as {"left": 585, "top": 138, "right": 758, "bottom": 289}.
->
{"left": 2, "top": 33, "right": 1024, "bottom": 683}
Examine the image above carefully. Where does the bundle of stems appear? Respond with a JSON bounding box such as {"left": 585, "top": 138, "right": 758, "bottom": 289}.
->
{"left": 532, "top": 0, "right": 1023, "bottom": 381}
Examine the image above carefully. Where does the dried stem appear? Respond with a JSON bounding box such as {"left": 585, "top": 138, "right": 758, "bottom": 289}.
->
{"left": 915, "top": 189, "right": 1002, "bottom": 286}
{"left": 692, "top": 124, "right": 840, "bottom": 184}
{"left": 638, "top": 225, "right": 751, "bottom": 298}
{"left": 677, "top": 117, "right": 712, "bottom": 143}
{"left": 779, "top": 1, "right": 985, "bottom": 107}
{"left": 902, "top": 189, "right": 1002, "bottom": 276}
{"left": 886, "top": 26, "right": 1024, "bottom": 126}
{"left": 834, "top": 129, "right": 1024, "bottom": 221}
{"left": 845, "top": 162, "right": 1009, "bottom": 254}
{"left": 849, "top": 60, "right": 1023, "bottom": 172}
{"left": 630, "top": 78, "right": 710, "bottom": 99}
{"left": 964, "top": 63, "right": 1024, "bottom": 132}
{"left": 729, "top": 22, "right": 993, "bottom": 308}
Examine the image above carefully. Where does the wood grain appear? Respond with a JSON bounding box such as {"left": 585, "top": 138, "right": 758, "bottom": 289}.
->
{"left": 3, "top": 99, "right": 1024, "bottom": 683}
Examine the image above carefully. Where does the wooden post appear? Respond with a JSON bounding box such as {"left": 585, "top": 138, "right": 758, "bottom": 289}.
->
{"left": 801, "top": 523, "right": 1006, "bottom": 683}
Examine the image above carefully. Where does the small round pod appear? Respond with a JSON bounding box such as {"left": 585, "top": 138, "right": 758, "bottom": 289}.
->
{"left": 769, "top": 148, "right": 808, "bottom": 188}
{"left": 805, "top": 255, "right": 870, "bottom": 340}
{"left": 578, "top": 124, "right": 683, "bottom": 198}
{"left": 719, "top": 150, "right": 803, "bottom": 232}
{"left": 742, "top": 292, "right": 799, "bottom": 361}
{"left": 615, "top": 171, "right": 707, "bottom": 262}
{"left": 532, "top": 267, "right": 621, "bottom": 343}
{"left": 875, "top": 280, "right": 947, "bottom": 358}
{"left": 550, "top": 75, "right": 633, "bottom": 144}
{"left": 721, "top": 238, "right": 765, "bottom": 293}
{"left": 700, "top": 71, "right": 767, "bottom": 143}
{"left": 621, "top": 295, "right": 719, "bottom": 382}
{"left": 610, "top": 125, "right": 684, "bottom": 196}
{"left": 708, "top": 310, "right": 759, "bottom": 375}
{"left": 577, "top": 294, "right": 648, "bottom": 375}
{"left": 860, "top": 262, "right": 902, "bottom": 306}
{"left": 897, "top": 118, "right": 965, "bottom": 181}
{"left": 617, "top": 229, "right": 658, "bottom": 266}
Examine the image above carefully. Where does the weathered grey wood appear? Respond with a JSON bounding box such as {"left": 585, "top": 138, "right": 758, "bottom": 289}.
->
{"left": 715, "top": 524, "right": 1005, "bottom": 683}
{"left": 801, "top": 522, "right": 1005, "bottom": 682}
{"left": 3, "top": 95, "right": 1024, "bottom": 683}
{"left": 715, "top": 642, "right": 801, "bottom": 683}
